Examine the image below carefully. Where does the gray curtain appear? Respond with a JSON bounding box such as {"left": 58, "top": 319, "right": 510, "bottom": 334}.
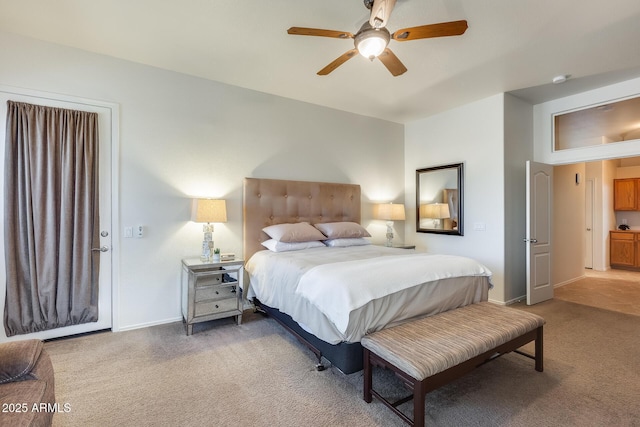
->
{"left": 4, "top": 101, "right": 100, "bottom": 336}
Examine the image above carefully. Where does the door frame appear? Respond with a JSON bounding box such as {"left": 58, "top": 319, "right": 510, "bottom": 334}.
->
{"left": 0, "top": 85, "right": 120, "bottom": 340}
{"left": 585, "top": 178, "right": 595, "bottom": 269}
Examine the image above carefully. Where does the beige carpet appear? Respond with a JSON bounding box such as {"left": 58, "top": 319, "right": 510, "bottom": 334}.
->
{"left": 46, "top": 299, "right": 640, "bottom": 427}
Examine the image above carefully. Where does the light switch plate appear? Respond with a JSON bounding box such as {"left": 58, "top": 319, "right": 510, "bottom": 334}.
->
{"left": 473, "top": 222, "right": 486, "bottom": 231}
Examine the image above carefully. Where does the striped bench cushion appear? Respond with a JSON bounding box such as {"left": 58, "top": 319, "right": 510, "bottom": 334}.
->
{"left": 361, "top": 302, "right": 545, "bottom": 381}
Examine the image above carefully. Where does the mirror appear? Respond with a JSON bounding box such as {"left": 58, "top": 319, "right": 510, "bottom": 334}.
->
{"left": 416, "top": 163, "right": 463, "bottom": 235}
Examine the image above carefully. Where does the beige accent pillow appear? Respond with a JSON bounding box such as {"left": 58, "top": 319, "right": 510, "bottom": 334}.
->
{"left": 262, "top": 222, "right": 326, "bottom": 243}
{"left": 314, "top": 222, "right": 371, "bottom": 239}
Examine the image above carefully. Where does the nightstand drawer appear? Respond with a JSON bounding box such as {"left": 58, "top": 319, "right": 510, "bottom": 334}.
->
{"left": 195, "top": 284, "right": 236, "bottom": 302}
{"left": 194, "top": 275, "right": 222, "bottom": 287}
{"left": 194, "top": 297, "right": 238, "bottom": 317}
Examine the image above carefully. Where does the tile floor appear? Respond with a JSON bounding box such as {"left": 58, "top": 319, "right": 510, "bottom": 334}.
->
{"left": 554, "top": 268, "right": 640, "bottom": 316}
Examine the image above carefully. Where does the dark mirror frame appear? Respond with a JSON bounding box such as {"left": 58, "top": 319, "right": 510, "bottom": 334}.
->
{"left": 416, "top": 163, "right": 464, "bottom": 236}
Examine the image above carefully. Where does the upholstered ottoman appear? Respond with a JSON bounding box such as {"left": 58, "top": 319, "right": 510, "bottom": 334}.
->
{"left": 361, "top": 302, "right": 545, "bottom": 426}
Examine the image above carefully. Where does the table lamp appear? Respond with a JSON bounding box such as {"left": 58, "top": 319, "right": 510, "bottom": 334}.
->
{"left": 192, "top": 199, "right": 227, "bottom": 261}
{"left": 374, "top": 203, "right": 406, "bottom": 247}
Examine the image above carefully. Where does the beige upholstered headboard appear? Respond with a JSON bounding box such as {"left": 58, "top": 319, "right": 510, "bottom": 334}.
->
{"left": 243, "top": 178, "right": 362, "bottom": 261}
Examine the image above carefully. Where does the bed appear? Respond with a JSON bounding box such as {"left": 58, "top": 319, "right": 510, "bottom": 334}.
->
{"left": 242, "top": 177, "right": 492, "bottom": 374}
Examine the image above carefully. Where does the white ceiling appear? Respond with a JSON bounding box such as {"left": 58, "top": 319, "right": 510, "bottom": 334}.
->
{"left": 2, "top": 0, "right": 640, "bottom": 123}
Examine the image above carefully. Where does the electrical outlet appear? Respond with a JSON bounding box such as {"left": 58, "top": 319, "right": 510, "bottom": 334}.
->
{"left": 136, "top": 225, "right": 144, "bottom": 238}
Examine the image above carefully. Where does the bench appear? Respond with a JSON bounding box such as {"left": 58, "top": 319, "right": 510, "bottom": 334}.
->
{"left": 361, "top": 302, "right": 545, "bottom": 426}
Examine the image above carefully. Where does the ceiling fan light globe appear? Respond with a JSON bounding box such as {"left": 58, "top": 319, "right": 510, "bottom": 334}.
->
{"left": 354, "top": 24, "right": 390, "bottom": 59}
{"left": 357, "top": 36, "right": 387, "bottom": 58}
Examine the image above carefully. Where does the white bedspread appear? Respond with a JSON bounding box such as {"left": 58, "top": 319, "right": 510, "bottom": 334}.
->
{"left": 296, "top": 253, "right": 492, "bottom": 335}
{"left": 245, "top": 245, "right": 492, "bottom": 344}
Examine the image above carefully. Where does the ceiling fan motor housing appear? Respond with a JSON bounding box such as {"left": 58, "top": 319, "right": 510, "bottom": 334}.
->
{"left": 354, "top": 22, "right": 390, "bottom": 59}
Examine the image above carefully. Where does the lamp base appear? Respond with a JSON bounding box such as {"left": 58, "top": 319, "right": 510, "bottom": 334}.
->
{"left": 200, "top": 227, "right": 214, "bottom": 261}
{"left": 385, "top": 221, "right": 394, "bottom": 247}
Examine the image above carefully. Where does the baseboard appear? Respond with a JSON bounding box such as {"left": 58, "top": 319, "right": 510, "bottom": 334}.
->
{"left": 116, "top": 316, "right": 182, "bottom": 332}
{"left": 493, "top": 274, "right": 586, "bottom": 308}
{"left": 554, "top": 275, "right": 585, "bottom": 289}
{"left": 494, "top": 296, "right": 527, "bottom": 306}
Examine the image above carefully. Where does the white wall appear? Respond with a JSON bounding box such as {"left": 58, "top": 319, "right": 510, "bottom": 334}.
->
{"left": 584, "top": 159, "right": 618, "bottom": 271}
{"left": 602, "top": 160, "right": 618, "bottom": 269}
{"left": 405, "top": 94, "right": 506, "bottom": 302}
{"left": 0, "top": 31, "right": 404, "bottom": 332}
{"left": 503, "top": 94, "right": 534, "bottom": 302}
{"left": 553, "top": 163, "right": 586, "bottom": 285}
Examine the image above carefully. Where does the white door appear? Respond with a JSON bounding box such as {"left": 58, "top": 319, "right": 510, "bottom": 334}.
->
{"left": 585, "top": 179, "right": 594, "bottom": 269}
{"left": 526, "top": 161, "right": 553, "bottom": 305}
{"left": 0, "top": 88, "right": 114, "bottom": 342}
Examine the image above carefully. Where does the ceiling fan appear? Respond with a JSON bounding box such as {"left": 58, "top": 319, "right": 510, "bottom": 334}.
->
{"left": 287, "top": 0, "right": 468, "bottom": 77}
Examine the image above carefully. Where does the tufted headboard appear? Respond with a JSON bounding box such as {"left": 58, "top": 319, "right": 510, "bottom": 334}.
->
{"left": 243, "top": 178, "right": 362, "bottom": 261}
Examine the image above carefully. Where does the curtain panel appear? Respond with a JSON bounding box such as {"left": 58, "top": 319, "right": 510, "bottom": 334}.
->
{"left": 4, "top": 101, "right": 100, "bottom": 336}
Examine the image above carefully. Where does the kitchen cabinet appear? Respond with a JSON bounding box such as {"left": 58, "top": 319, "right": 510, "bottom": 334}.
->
{"left": 610, "top": 231, "right": 640, "bottom": 269}
{"left": 610, "top": 231, "right": 634, "bottom": 267}
{"left": 613, "top": 178, "right": 640, "bottom": 210}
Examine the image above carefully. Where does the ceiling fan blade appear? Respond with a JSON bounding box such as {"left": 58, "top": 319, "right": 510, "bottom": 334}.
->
{"left": 377, "top": 48, "right": 407, "bottom": 76}
{"left": 287, "top": 27, "right": 354, "bottom": 39}
{"left": 392, "top": 20, "right": 468, "bottom": 41}
{"left": 317, "top": 49, "right": 359, "bottom": 75}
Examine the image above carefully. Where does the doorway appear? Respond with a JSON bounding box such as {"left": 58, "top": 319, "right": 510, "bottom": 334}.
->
{"left": 0, "top": 87, "right": 119, "bottom": 342}
{"left": 553, "top": 157, "right": 640, "bottom": 292}
{"left": 585, "top": 178, "right": 594, "bottom": 269}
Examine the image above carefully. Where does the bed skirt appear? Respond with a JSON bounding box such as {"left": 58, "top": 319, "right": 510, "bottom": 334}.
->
{"left": 254, "top": 298, "right": 363, "bottom": 374}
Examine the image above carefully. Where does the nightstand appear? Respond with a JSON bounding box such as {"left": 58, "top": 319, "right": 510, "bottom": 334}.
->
{"left": 378, "top": 244, "right": 416, "bottom": 249}
{"left": 392, "top": 244, "right": 416, "bottom": 249}
{"left": 181, "top": 258, "right": 244, "bottom": 336}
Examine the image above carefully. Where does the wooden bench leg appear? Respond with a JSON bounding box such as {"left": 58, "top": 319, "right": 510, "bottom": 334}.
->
{"left": 413, "top": 380, "right": 427, "bottom": 427}
{"left": 363, "top": 348, "right": 373, "bottom": 403}
{"left": 535, "top": 326, "right": 544, "bottom": 372}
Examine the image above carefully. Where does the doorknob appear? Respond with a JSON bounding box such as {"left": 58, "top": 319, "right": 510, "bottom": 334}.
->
{"left": 586, "top": 228, "right": 592, "bottom": 231}
{"left": 92, "top": 246, "right": 109, "bottom": 252}
{"left": 523, "top": 238, "right": 538, "bottom": 243}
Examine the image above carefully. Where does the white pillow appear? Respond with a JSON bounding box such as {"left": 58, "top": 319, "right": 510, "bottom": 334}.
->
{"left": 314, "top": 221, "right": 371, "bottom": 239}
{"left": 323, "top": 238, "right": 371, "bottom": 247}
{"left": 262, "top": 222, "right": 326, "bottom": 242}
{"left": 261, "top": 239, "right": 325, "bottom": 252}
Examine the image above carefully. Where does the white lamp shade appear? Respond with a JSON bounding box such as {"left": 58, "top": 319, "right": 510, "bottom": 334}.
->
{"left": 420, "top": 203, "right": 450, "bottom": 219}
{"left": 374, "top": 203, "right": 406, "bottom": 221}
{"left": 192, "top": 199, "right": 227, "bottom": 223}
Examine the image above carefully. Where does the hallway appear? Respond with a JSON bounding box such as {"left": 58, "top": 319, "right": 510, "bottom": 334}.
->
{"left": 554, "top": 269, "right": 640, "bottom": 316}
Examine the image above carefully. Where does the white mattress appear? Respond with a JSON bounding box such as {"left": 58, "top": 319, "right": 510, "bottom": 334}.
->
{"left": 245, "top": 245, "right": 492, "bottom": 344}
